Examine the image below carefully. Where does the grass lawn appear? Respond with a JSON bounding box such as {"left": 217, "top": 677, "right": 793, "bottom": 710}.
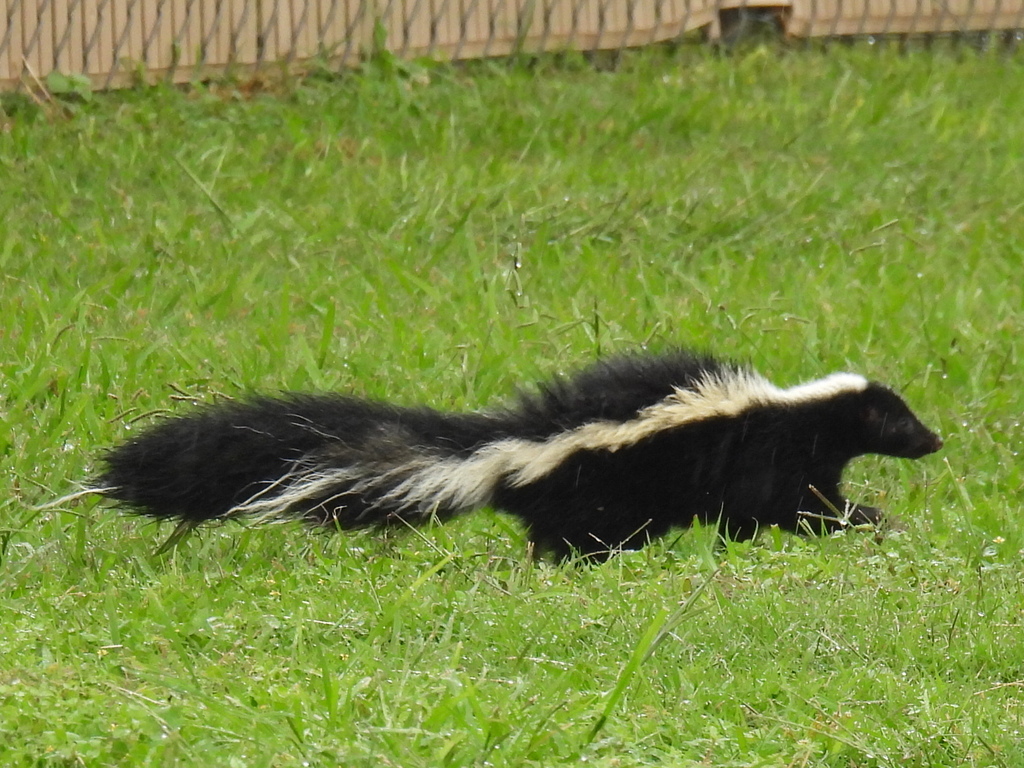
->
{"left": 2, "top": 45, "right": 1023, "bottom": 766}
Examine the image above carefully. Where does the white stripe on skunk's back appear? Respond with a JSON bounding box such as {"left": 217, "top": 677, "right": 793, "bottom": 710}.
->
{"left": 233, "top": 370, "right": 870, "bottom": 523}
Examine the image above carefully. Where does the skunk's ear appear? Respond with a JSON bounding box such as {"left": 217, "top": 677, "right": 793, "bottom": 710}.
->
{"left": 860, "top": 404, "right": 882, "bottom": 425}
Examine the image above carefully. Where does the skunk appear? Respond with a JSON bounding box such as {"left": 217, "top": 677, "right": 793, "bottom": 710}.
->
{"left": 93, "top": 350, "right": 942, "bottom": 560}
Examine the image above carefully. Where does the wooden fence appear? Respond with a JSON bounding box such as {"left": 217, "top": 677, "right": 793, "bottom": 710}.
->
{"left": 2, "top": 0, "right": 1023, "bottom": 92}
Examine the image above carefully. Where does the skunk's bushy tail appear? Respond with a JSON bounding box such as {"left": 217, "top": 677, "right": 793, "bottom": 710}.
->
{"left": 98, "top": 395, "right": 507, "bottom": 530}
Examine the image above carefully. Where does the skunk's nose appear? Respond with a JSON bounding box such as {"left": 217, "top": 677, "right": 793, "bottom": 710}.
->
{"left": 929, "top": 433, "right": 944, "bottom": 453}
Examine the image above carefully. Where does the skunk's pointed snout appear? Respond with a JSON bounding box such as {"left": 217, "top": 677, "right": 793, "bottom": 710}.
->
{"left": 908, "top": 430, "right": 943, "bottom": 458}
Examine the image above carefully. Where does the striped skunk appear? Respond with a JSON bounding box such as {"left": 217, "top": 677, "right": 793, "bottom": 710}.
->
{"left": 92, "top": 350, "right": 942, "bottom": 560}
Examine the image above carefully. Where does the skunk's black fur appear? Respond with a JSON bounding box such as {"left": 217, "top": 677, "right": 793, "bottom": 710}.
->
{"left": 95, "top": 351, "right": 942, "bottom": 560}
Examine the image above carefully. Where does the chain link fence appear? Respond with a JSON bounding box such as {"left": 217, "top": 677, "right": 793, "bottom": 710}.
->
{"left": 3, "top": 0, "right": 1023, "bottom": 92}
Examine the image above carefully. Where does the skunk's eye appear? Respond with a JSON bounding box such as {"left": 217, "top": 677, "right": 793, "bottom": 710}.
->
{"left": 885, "top": 416, "right": 910, "bottom": 436}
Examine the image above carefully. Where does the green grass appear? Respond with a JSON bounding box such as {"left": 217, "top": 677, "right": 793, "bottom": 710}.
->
{"left": 2, "top": 45, "right": 1023, "bottom": 766}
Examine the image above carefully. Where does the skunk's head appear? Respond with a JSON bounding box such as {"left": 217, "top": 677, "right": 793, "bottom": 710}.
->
{"left": 854, "top": 383, "right": 943, "bottom": 459}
